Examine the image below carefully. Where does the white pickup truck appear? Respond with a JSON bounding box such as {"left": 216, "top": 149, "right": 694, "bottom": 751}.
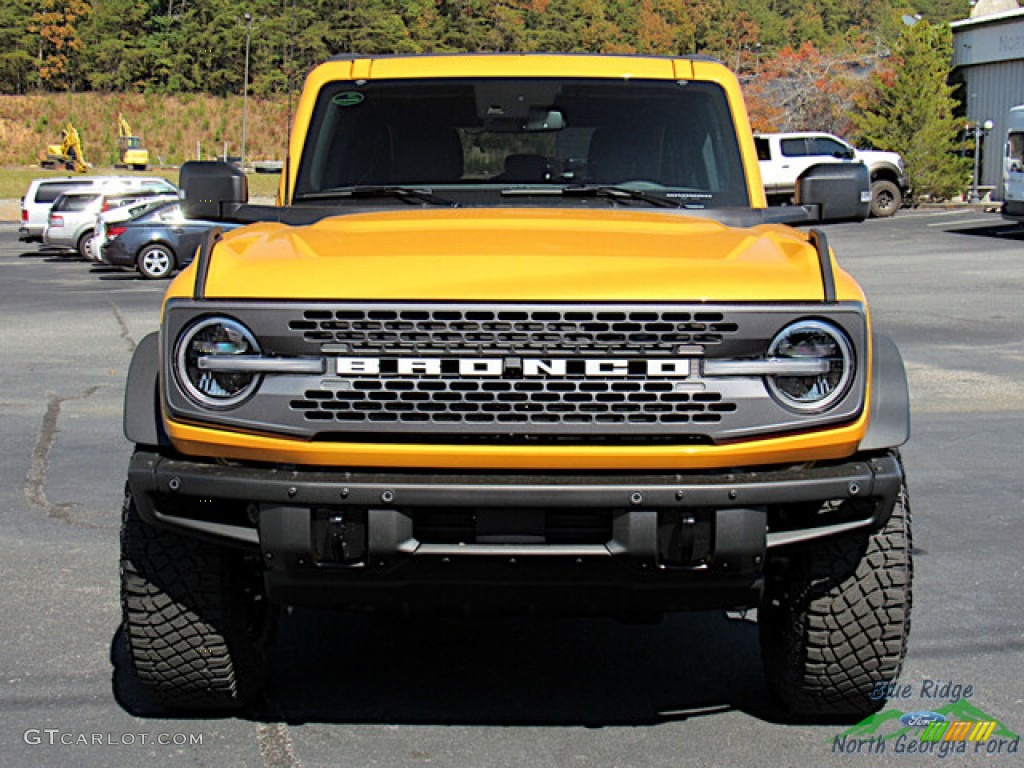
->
{"left": 755, "top": 132, "right": 909, "bottom": 218}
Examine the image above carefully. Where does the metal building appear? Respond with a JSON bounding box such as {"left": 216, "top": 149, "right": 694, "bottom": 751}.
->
{"left": 951, "top": 3, "right": 1024, "bottom": 197}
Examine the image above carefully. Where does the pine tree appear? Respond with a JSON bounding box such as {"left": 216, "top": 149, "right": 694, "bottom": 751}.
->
{"left": 852, "top": 20, "right": 969, "bottom": 201}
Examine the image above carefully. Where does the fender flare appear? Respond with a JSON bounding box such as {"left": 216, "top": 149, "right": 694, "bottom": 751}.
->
{"left": 123, "top": 331, "right": 168, "bottom": 447}
{"left": 859, "top": 333, "right": 911, "bottom": 451}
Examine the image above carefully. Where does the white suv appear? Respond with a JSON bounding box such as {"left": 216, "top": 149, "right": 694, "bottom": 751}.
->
{"left": 18, "top": 175, "right": 177, "bottom": 244}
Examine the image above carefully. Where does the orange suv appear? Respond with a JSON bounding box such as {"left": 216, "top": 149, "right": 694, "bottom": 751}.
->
{"left": 120, "top": 54, "right": 911, "bottom": 719}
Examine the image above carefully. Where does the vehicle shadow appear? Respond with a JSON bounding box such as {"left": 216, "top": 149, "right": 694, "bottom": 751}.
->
{"left": 111, "top": 608, "right": 788, "bottom": 726}
{"left": 947, "top": 221, "right": 1024, "bottom": 240}
{"left": 92, "top": 266, "right": 139, "bottom": 280}
{"left": 17, "top": 248, "right": 78, "bottom": 260}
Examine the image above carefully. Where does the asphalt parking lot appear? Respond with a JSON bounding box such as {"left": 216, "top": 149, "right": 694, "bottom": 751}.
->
{"left": 0, "top": 210, "right": 1022, "bottom": 767}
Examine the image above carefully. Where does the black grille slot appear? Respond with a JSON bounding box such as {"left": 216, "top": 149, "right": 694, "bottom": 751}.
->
{"left": 289, "top": 308, "right": 738, "bottom": 355}
{"left": 290, "top": 382, "right": 736, "bottom": 427}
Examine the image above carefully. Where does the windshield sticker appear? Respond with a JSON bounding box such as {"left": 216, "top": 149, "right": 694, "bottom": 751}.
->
{"left": 333, "top": 92, "right": 365, "bottom": 107}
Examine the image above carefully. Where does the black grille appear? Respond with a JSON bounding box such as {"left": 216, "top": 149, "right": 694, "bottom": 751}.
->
{"left": 288, "top": 308, "right": 738, "bottom": 355}
{"left": 291, "top": 380, "right": 736, "bottom": 426}
{"left": 165, "top": 299, "right": 868, "bottom": 442}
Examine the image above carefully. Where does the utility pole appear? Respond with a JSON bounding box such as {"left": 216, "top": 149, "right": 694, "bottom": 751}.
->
{"left": 241, "top": 11, "right": 252, "bottom": 169}
{"left": 969, "top": 119, "right": 994, "bottom": 203}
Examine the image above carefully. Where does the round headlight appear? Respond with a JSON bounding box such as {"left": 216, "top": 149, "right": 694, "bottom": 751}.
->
{"left": 766, "top": 320, "right": 854, "bottom": 412}
{"left": 175, "top": 317, "right": 260, "bottom": 408}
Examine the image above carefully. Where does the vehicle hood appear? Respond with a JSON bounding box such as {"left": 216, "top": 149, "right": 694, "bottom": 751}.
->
{"left": 855, "top": 148, "right": 903, "bottom": 170}
{"left": 177, "top": 208, "right": 861, "bottom": 303}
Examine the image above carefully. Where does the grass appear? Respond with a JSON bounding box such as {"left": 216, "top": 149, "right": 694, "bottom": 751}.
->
{"left": 0, "top": 93, "right": 290, "bottom": 166}
{"left": 0, "top": 166, "right": 281, "bottom": 200}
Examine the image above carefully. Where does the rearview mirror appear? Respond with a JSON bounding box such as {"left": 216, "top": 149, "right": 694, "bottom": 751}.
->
{"left": 525, "top": 109, "right": 565, "bottom": 131}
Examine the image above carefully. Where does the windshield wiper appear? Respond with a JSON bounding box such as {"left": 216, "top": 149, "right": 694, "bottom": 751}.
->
{"left": 298, "top": 186, "right": 457, "bottom": 207}
{"left": 501, "top": 184, "right": 682, "bottom": 208}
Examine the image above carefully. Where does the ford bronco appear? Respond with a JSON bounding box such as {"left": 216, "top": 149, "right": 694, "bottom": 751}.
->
{"left": 120, "top": 53, "right": 911, "bottom": 719}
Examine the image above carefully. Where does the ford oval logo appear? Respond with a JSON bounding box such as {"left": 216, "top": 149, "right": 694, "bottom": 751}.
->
{"left": 900, "top": 711, "right": 947, "bottom": 728}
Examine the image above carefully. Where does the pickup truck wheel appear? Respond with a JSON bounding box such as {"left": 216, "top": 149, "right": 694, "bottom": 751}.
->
{"left": 870, "top": 180, "right": 901, "bottom": 218}
{"left": 137, "top": 244, "right": 176, "bottom": 279}
{"left": 120, "top": 493, "right": 269, "bottom": 711}
{"left": 759, "top": 478, "right": 912, "bottom": 720}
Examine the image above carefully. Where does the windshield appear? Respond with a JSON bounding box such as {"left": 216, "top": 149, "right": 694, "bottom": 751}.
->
{"left": 294, "top": 77, "right": 749, "bottom": 208}
{"left": 1009, "top": 132, "right": 1024, "bottom": 174}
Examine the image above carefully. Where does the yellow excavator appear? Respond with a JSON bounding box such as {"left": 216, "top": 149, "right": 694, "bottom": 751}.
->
{"left": 116, "top": 113, "right": 150, "bottom": 171}
{"left": 42, "top": 122, "right": 90, "bottom": 172}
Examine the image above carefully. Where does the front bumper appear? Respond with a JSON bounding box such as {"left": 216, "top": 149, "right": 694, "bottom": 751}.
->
{"left": 127, "top": 450, "right": 903, "bottom": 613}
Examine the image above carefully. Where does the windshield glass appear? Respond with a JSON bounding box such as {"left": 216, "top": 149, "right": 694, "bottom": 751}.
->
{"left": 294, "top": 77, "right": 749, "bottom": 208}
{"left": 1009, "top": 132, "right": 1024, "bottom": 174}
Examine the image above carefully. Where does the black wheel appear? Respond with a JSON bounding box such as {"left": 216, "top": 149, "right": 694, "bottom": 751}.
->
{"left": 137, "top": 243, "right": 176, "bottom": 279}
{"left": 77, "top": 229, "right": 97, "bottom": 260}
{"left": 120, "top": 492, "right": 269, "bottom": 711}
{"left": 870, "top": 180, "right": 901, "bottom": 218}
{"left": 760, "top": 471, "right": 912, "bottom": 720}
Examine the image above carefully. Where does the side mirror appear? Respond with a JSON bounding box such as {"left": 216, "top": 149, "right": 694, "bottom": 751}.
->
{"left": 795, "top": 163, "right": 870, "bottom": 223}
{"left": 179, "top": 161, "right": 248, "bottom": 220}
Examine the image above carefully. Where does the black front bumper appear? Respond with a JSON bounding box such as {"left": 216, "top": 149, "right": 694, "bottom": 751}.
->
{"left": 127, "top": 450, "right": 904, "bottom": 613}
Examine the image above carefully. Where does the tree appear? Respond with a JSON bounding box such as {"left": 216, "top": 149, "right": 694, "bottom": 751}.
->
{"left": 0, "top": 0, "right": 37, "bottom": 93}
{"left": 744, "top": 41, "right": 870, "bottom": 134}
{"left": 29, "top": 0, "right": 93, "bottom": 91}
{"left": 852, "top": 20, "right": 969, "bottom": 200}
{"left": 82, "top": 0, "right": 160, "bottom": 91}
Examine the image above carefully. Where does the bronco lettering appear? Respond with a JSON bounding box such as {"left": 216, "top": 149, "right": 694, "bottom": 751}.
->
{"left": 334, "top": 357, "right": 693, "bottom": 378}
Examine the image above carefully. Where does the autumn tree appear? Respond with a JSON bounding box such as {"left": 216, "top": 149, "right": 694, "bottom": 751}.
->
{"left": 852, "top": 20, "right": 968, "bottom": 200}
{"left": 743, "top": 41, "right": 870, "bottom": 134}
{"left": 30, "top": 0, "right": 93, "bottom": 91}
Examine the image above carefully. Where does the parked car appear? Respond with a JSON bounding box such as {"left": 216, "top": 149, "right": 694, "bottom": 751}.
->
{"left": 41, "top": 192, "right": 104, "bottom": 257}
{"left": 18, "top": 175, "right": 177, "bottom": 244}
{"left": 44, "top": 189, "right": 174, "bottom": 259}
{"left": 102, "top": 201, "right": 242, "bottom": 279}
{"left": 88, "top": 194, "right": 179, "bottom": 262}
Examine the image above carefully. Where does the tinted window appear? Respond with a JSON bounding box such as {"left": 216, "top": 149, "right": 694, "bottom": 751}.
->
{"left": 780, "top": 138, "right": 809, "bottom": 158}
{"left": 297, "top": 76, "right": 750, "bottom": 207}
{"left": 809, "top": 137, "right": 849, "bottom": 157}
{"left": 36, "top": 181, "right": 92, "bottom": 204}
{"left": 51, "top": 193, "right": 100, "bottom": 212}
{"left": 754, "top": 137, "right": 770, "bottom": 161}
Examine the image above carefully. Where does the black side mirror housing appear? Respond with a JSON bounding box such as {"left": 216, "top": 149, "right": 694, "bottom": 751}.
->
{"left": 796, "top": 163, "right": 870, "bottom": 223}
{"left": 179, "top": 161, "right": 248, "bottom": 220}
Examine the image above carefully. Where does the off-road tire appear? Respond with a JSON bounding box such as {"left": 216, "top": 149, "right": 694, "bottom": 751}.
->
{"left": 870, "top": 179, "right": 901, "bottom": 218}
{"left": 760, "top": 474, "right": 912, "bottom": 720}
{"left": 120, "top": 493, "right": 269, "bottom": 711}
